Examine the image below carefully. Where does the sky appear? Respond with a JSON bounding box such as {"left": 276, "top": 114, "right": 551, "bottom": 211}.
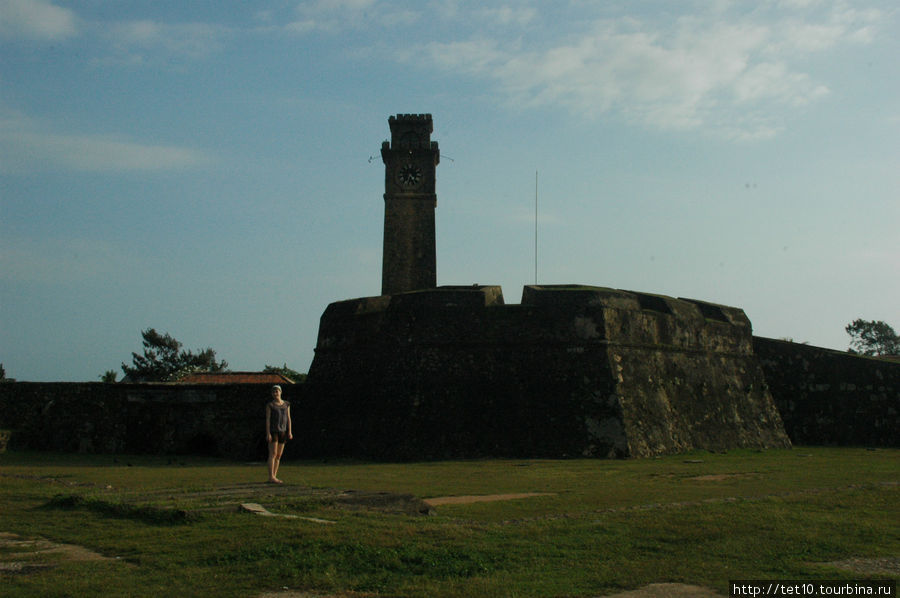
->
{"left": 1, "top": 0, "right": 898, "bottom": 382}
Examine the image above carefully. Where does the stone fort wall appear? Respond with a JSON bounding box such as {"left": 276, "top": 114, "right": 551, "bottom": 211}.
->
{"left": 305, "top": 285, "right": 790, "bottom": 460}
{"left": 0, "top": 382, "right": 287, "bottom": 459}
{"left": 755, "top": 337, "right": 899, "bottom": 447}
{"left": 2, "top": 296, "right": 897, "bottom": 459}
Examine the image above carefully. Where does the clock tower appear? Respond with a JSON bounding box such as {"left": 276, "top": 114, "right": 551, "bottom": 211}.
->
{"left": 381, "top": 114, "right": 440, "bottom": 295}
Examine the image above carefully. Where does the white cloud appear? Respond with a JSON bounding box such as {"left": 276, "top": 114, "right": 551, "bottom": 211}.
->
{"left": 1, "top": 2, "right": 230, "bottom": 65}
{"left": 318, "top": 0, "right": 377, "bottom": 9}
{"left": 285, "top": 19, "right": 318, "bottom": 34}
{"left": 419, "top": 38, "right": 504, "bottom": 75}
{"left": 732, "top": 62, "right": 829, "bottom": 105}
{"left": 0, "top": 0, "right": 77, "bottom": 40}
{"left": 106, "top": 20, "right": 228, "bottom": 61}
{"left": 0, "top": 110, "right": 209, "bottom": 174}
{"left": 3, "top": 132, "right": 209, "bottom": 173}
{"left": 285, "top": 0, "right": 415, "bottom": 33}
{"left": 779, "top": 21, "right": 846, "bottom": 52}
{"left": 0, "top": 236, "right": 140, "bottom": 284}
{"left": 479, "top": 6, "right": 537, "bottom": 27}
{"left": 409, "top": 3, "right": 885, "bottom": 139}
{"left": 287, "top": 0, "right": 374, "bottom": 32}
{"left": 768, "top": 5, "right": 883, "bottom": 53}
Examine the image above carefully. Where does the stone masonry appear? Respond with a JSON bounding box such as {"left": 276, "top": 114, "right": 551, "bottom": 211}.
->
{"left": 305, "top": 285, "right": 791, "bottom": 459}
{"left": 381, "top": 114, "right": 440, "bottom": 295}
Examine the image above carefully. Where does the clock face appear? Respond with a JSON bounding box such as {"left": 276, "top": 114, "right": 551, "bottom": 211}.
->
{"left": 397, "top": 163, "right": 423, "bottom": 188}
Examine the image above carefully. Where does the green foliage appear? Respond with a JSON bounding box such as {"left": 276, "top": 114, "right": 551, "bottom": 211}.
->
{"left": 845, "top": 318, "right": 900, "bottom": 356}
{"left": 120, "top": 328, "right": 228, "bottom": 382}
{"left": 263, "top": 363, "right": 306, "bottom": 383}
{"left": 99, "top": 370, "right": 117, "bottom": 383}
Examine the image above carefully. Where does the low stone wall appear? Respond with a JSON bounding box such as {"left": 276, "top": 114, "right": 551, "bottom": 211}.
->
{"left": 0, "top": 382, "right": 296, "bottom": 460}
{"left": 754, "top": 337, "right": 900, "bottom": 447}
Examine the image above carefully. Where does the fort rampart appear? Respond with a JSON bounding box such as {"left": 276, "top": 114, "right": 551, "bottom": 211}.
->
{"left": 754, "top": 337, "right": 899, "bottom": 447}
{"left": 304, "top": 285, "right": 790, "bottom": 459}
{"left": 0, "top": 382, "right": 284, "bottom": 459}
{"left": 2, "top": 303, "right": 897, "bottom": 460}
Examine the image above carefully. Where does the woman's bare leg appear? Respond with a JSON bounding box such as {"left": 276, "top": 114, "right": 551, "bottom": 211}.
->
{"left": 267, "top": 440, "right": 282, "bottom": 482}
{"left": 269, "top": 441, "right": 285, "bottom": 483}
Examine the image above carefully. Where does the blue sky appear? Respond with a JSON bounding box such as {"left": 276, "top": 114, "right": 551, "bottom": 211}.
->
{"left": 1, "top": 0, "right": 898, "bottom": 382}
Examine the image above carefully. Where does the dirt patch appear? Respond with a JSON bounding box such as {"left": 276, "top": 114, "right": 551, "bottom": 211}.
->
{"left": 332, "top": 490, "right": 433, "bottom": 515}
{"left": 43, "top": 483, "right": 435, "bottom": 520}
{"left": 0, "top": 531, "right": 119, "bottom": 575}
{"left": 424, "top": 492, "right": 554, "bottom": 506}
{"left": 596, "top": 583, "right": 724, "bottom": 597}
{"left": 689, "top": 473, "right": 762, "bottom": 481}
{"left": 824, "top": 556, "right": 900, "bottom": 575}
{"left": 255, "top": 583, "right": 726, "bottom": 598}
{"left": 0, "top": 531, "right": 113, "bottom": 562}
{"left": 240, "top": 502, "right": 337, "bottom": 524}
{"left": 257, "top": 593, "right": 378, "bottom": 598}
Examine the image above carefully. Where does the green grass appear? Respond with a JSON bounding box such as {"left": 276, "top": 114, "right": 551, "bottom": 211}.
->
{"left": 0, "top": 447, "right": 897, "bottom": 597}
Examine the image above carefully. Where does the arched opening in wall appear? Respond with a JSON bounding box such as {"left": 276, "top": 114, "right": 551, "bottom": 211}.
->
{"left": 181, "top": 432, "right": 219, "bottom": 457}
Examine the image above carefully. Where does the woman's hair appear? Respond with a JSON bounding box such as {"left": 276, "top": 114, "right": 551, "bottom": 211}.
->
{"left": 271, "top": 385, "right": 281, "bottom": 392}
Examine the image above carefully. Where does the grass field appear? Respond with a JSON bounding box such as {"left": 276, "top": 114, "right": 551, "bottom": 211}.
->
{"left": 0, "top": 447, "right": 897, "bottom": 597}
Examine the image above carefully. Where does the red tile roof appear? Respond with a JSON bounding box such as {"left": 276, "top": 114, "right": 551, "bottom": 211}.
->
{"left": 177, "top": 372, "right": 295, "bottom": 384}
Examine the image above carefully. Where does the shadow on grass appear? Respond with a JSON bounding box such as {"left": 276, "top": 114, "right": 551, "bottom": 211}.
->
{"left": 41, "top": 494, "right": 198, "bottom": 525}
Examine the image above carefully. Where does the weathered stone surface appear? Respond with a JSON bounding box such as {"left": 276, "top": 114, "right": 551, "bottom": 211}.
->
{"left": 754, "top": 337, "right": 900, "bottom": 447}
{"left": 0, "top": 382, "right": 279, "bottom": 459}
{"left": 381, "top": 113, "right": 440, "bottom": 295}
{"left": 305, "top": 284, "right": 791, "bottom": 459}
{"left": 4, "top": 324, "right": 895, "bottom": 461}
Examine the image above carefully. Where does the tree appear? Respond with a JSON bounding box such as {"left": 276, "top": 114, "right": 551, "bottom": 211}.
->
{"left": 121, "top": 328, "right": 228, "bottom": 382}
{"left": 100, "top": 370, "right": 118, "bottom": 383}
{"left": 845, "top": 319, "right": 900, "bottom": 356}
{"left": 263, "top": 363, "right": 306, "bottom": 383}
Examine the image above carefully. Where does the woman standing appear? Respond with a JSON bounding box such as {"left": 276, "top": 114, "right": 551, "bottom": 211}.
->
{"left": 265, "top": 385, "right": 292, "bottom": 483}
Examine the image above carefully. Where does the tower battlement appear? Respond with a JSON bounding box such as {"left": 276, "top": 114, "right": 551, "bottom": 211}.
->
{"left": 390, "top": 113, "right": 433, "bottom": 122}
{"left": 386, "top": 114, "right": 437, "bottom": 150}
